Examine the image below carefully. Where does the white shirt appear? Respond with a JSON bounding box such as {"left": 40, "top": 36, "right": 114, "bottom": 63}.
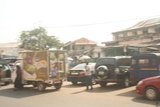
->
{"left": 85, "top": 65, "right": 92, "bottom": 76}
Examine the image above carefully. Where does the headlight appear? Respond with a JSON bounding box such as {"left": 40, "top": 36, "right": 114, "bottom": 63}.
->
{"left": 137, "top": 81, "right": 143, "bottom": 85}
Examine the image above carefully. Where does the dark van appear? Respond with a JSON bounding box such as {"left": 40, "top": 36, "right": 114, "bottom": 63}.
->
{"left": 130, "top": 53, "right": 160, "bottom": 84}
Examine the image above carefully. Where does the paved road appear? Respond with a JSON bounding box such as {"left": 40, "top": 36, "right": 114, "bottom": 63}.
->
{"left": 0, "top": 82, "right": 160, "bottom": 107}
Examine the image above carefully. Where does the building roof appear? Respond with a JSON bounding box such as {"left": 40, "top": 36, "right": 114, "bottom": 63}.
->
{"left": 73, "top": 37, "right": 96, "bottom": 45}
{"left": 0, "top": 42, "right": 21, "bottom": 48}
{"left": 63, "top": 37, "right": 97, "bottom": 47}
{"left": 113, "top": 17, "right": 160, "bottom": 33}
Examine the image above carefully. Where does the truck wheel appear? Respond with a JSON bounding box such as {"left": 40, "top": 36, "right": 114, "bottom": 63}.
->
{"left": 145, "top": 86, "right": 159, "bottom": 100}
{"left": 4, "top": 82, "right": 10, "bottom": 86}
{"left": 54, "top": 83, "right": 62, "bottom": 90}
{"left": 71, "top": 81, "right": 77, "bottom": 85}
{"left": 123, "top": 76, "right": 130, "bottom": 88}
{"left": 99, "top": 82, "right": 107, "bottom": 87}
{"left": 37, "top": 82, "right": 46, "bottom": 92}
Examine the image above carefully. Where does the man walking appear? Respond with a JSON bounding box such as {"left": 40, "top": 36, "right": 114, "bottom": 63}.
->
{"left": 85, "top": 62, "right": 93, "bottom": 90}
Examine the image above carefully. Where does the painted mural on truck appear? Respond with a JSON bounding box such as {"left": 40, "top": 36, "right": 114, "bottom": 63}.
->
{"left": 49, "top": 52, "right": 65, "bottom": 78}
{"left": 22, "top": 51, "right": 48, "bottom": 80}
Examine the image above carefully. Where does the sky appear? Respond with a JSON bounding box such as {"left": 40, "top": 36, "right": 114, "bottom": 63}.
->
{"left": 1, "top": 0, "right": 160, "bottom": 45}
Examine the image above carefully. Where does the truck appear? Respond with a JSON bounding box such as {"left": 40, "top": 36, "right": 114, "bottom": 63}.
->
{"left": 17, "top": 50, "right": 67, "bottom": 91}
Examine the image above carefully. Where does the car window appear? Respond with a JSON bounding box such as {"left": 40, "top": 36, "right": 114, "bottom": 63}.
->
{"left": 131, "top": 59, "right": 137, "bottom": 66}
{"left": 150, "top": 58, "right": 158, "bottom": 66}
{"left": 138, "top": 59, "right": 149, "bottom": 66}
{"left": 117, "top": 58, "right": 131, "bottom": 66}
{"left": 96, "top": 58, "right": 115, "bottom": 66}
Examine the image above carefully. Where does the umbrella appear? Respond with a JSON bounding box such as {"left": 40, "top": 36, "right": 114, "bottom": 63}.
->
{"left": 79, "top": 55, "right": 90, "bottom": 60}
{"left": 67, "top": 57, "right": 73, "bottom": 61}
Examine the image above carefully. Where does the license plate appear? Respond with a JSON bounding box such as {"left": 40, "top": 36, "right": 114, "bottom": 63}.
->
{"left": 71, "top": 73, "right": 79, "bottom": 75}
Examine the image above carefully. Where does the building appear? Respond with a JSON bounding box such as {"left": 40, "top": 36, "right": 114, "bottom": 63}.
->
{"left": 63, "top": 37, "right": 97, "bottom": 57}
{"left": 103, "top": 17, "right": 160, "bottom": 56}
{"left": 0, "top": 42, "right": 21, "bottom": 58}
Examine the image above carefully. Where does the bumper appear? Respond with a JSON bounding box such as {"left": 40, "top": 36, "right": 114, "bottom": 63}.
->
{"left": 67, "top": 75, "right": 86, "bottom": 82}
{"left": 136, "top": 85, "right": 145, "bottom": 95}
{"left": 94, "top": 77, "right": 119, "bottom": 83}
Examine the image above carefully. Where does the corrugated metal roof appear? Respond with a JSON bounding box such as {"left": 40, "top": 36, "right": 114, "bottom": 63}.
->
{"left": 113, "top": 17, "right": 160, "bottom": 33}
{"left": 0, "top": 42, "right": 21, "bottom": 48}
{"left": 73, "top": 37, "right": 96, "bottom": 45}
{"left": 126, "top": 18, "right": 160, "bottom": 30}
{"left": 63, "top": 37, "right": 96, "bottom": 47}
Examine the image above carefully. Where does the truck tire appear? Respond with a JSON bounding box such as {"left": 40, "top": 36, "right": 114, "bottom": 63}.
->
{"left": 99, "top": 82, "right": 107, "bottom": 87}
{"left": 54, "top": 83, "right": 62, "bottom": 90}
{"left": 72, "top": 81, "right": 77, "bottom": 85}
{"left": 37, "top": 82, "right": 46, "bottom": 92}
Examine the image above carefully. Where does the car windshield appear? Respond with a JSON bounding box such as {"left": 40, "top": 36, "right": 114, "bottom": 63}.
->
{"left": 71, "top": 63, "right": 86, "bottom": 70}
{"left": 71, "top": 63, "right": 95, "bottom": 70}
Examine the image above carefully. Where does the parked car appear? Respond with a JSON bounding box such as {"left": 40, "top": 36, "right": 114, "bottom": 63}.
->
{"left": 130, "top": 53, "right": 160, "bottom": 85}
{"left": 67, "top": 63, "right": 96, "bottom": 85}
{"left": 94, "top": 56, "right": 131, "bottom": 87}
{"left": 0, "top": 59, "right": 17, "bottom": 86}
{"left": 136, "top": 76, "right": 160, "bottom": 100}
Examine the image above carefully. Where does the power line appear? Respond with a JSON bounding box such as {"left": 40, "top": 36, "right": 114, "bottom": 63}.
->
{"left": 44, "top": 15, "right": 160, "bottom": 29}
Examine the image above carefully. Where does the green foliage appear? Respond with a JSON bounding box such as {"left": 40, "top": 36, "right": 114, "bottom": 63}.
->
{"left": 19, "top": 27, "right": 63, "bottom": 50}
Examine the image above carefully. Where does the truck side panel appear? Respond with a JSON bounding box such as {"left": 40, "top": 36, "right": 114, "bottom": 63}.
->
{"left": 22, "top": 51, "right": 48, "bottom": 80}
{"left": 49, "top": 51, "right": 66, "bottom": 79}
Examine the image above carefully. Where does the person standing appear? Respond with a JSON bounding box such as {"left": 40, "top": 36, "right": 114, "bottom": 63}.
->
{"left": 85, "top": 62, "right": 93, "bottom": 90}
{"left": 14, "top": 65, "right": 23, "bottom": 89}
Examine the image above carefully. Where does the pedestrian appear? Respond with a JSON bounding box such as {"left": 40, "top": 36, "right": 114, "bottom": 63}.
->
{"left": 14, "top": 65, "right": 23, "bottom": 90}
{"left": 85, "top": 62, "right": 93, "bottom": 90}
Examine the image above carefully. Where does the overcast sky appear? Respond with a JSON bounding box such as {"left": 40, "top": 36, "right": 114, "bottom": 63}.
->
{"left": 1, "top": 0, "right": 160, "bottom": 45}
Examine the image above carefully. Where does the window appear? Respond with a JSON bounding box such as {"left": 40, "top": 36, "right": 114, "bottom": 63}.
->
{"left": 151, "top": 58, "right": 158, "bottom": 66}
{"left": 148, "top": 28, "right": 156, "bottom": 33}
{"left": 131, "top": 59, "right": 137, "bottom": 66}
{"left": 117, "top": 58, "right": 131, "bottom": 66}
{"left": 118, "top": 33, "right": 124, "bottom": 38}
{"left": 127, "top": 32, "right": 133, "bottom": 36}
{"left": 137, "top": 30, "right": 143, "bottom": 35}
{"left": 138, "top": 59, "right": 149, "bottom": 66}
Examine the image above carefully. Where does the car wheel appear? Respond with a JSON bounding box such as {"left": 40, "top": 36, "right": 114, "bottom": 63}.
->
{"left": 123, "top": 76, "right": 130, "bottom": 88}
{"left": 145, "top": 86, "right": 159, "bottom": 100}
{"left": 99, "top": 82, "right": 107, "bottom": 87}
{"left": 37, "top": 82, "right": 46, "bottom": 92}
{"left": 71, "top": 81, "right": 77, "bottom": 85}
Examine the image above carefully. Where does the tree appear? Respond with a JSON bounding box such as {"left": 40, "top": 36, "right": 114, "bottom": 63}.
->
{"left": 19, "top": 27, "right": 63, "bottom": 50}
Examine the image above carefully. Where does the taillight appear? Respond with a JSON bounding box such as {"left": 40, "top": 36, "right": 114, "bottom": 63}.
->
{"left": 66, "top": 72, "right": 70, "bottom": 75}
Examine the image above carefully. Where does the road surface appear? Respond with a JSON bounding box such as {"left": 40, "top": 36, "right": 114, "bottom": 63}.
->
{"left": 0, "top": 82, "right": 159, "bottom": 107}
